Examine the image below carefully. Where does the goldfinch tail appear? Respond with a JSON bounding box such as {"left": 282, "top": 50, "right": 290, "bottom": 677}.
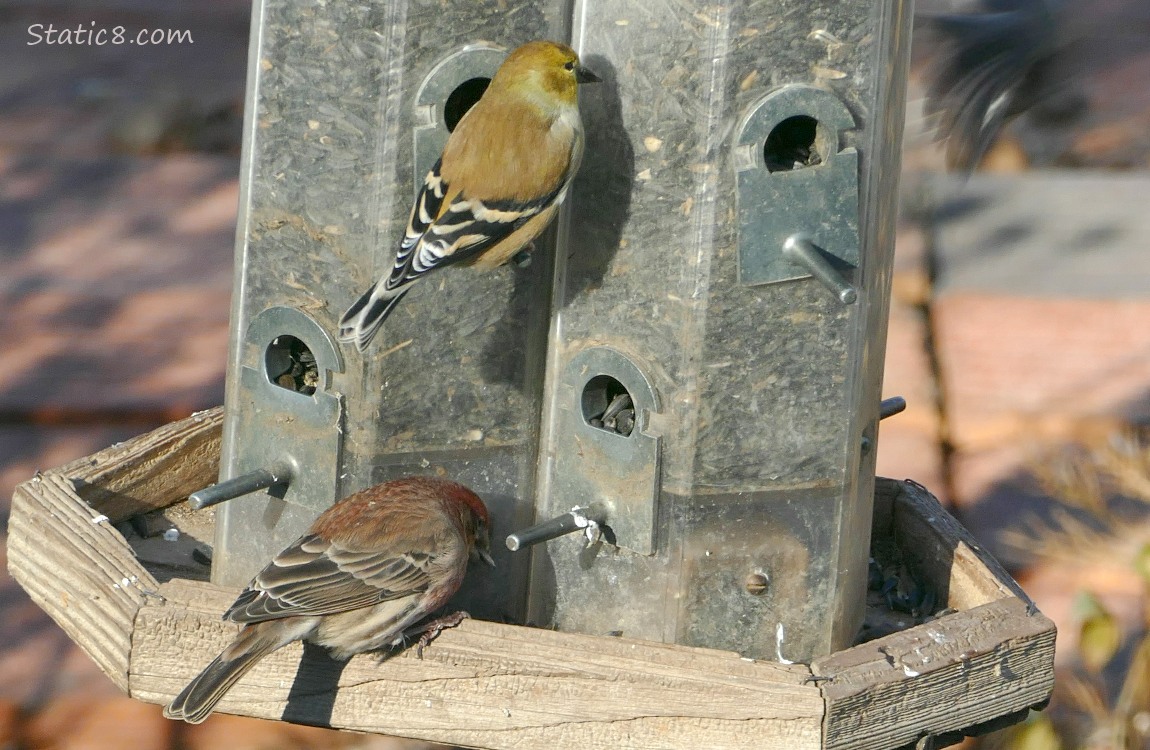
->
{"left": 337, "top": 284, "right": 412, "bottom": 352}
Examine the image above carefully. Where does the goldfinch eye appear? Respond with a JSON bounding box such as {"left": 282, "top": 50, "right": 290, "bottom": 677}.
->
{"left": 564, "top": 61, "right": 575, "bottom": 71}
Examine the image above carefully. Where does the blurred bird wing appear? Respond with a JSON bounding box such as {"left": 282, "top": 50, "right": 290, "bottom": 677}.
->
{"left": 921, "top": 3, "right": 1060, "bottom": 171}
{"left": 930, "top": 54, "right": 1019, "bottom": 169}
{"left": 223, "top": 534, "right": 436, "bottom": 622}
{"left": 384, "top": 158, "right": 569, "bottom": 290}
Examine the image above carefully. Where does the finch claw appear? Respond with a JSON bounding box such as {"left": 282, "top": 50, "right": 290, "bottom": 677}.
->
{"left": 414, "top": 611, "right": 471, "bottom": 660}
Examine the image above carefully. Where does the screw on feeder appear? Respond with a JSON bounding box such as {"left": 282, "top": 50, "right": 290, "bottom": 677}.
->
{"left": 187, "top": 461, "right": 295, "bottom": 510}
{"left": 505, "top": 506, "right": 607, "bottom": 552}
{"left": 782, "top": 233, "right": 857, "bottom": 304}
{"left": 745, "top": 572, "right": 769, "bottom": 595}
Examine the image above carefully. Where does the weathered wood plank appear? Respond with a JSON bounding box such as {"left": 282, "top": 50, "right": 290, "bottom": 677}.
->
{"left": 816, "top": 480, "right": 1056, "bottom": 750}
{"left": 884, "top": 478, "right": 1029, "bottom": 610}
{"left": 813, "top": 597, "right": 1055, "bottom": 750}
{"left": 130, "top": 579, "right": 825, "bottom": 750}
{"left": 7, "top": 473, "right": 160, "bottom": 692}
{"left": 7, "top": 409, "right": 1054, "bottom": 750}
{"left": 55, "top": 406, "right": 223, "bottom": 522}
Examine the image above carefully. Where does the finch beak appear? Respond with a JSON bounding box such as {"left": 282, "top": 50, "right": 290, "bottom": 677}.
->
{"left": 575, "top": 65, "right": 601, "bottom": 84}
{"left": 478, "top": 548, "right": 496, "bottom": 567}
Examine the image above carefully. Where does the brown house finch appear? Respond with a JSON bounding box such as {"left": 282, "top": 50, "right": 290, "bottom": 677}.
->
{"left": 164, "top": 476, "right": 493, "bottom": 724}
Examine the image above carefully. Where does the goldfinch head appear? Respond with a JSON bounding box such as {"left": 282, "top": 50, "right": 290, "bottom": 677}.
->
{"left": 492, "top": 40, "right": 601, "bottom": 107}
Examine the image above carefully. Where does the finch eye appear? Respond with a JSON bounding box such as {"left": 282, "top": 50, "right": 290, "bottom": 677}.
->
{"left": 564, "top": 61, "right": 575, "bottom": 71}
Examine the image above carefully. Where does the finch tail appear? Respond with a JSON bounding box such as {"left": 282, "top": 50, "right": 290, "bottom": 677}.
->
{"left": 163, "top": 626, "right": 285, "bottom": 724}
{"left": 337, "top": 283, "right": 413, "bottom": 352}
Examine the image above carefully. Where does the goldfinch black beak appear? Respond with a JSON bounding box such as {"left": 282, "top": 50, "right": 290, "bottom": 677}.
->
{"left": 575, "top": 65, "right": 601, "bottom": 84}
{"left": 479, "top": 548, "right": 496, "bottom": 567}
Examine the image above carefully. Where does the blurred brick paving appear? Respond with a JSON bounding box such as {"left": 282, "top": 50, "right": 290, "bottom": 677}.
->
{"left": 881, "top": 0, "right": 1150, "bottom": 681}
{"left": 879, "top": 177, "right": 1150, "bottom": 668}
{"left": 1, "top": 0, "right": 1150, "bottom": 748}
{"left": 0, "top": 1, "right": 433, "bottom": 747}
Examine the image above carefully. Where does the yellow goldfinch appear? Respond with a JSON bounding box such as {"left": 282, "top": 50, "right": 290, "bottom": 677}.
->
{"left": 338, "top": 40, "right": 600, "bottom": 351}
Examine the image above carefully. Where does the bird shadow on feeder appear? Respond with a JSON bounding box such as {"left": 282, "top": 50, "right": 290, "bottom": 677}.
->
{"left": 282, "top": 641, "right": 346, "bottom": 726}
{"left": 478, "top": 241, "right": 556, "bottom": 391}
{"left": 562, "top": 54, "right": 634, "bottom": 304}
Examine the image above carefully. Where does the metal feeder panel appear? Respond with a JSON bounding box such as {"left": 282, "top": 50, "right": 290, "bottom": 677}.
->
{"left": 528, "top": 1, "right": 911, "bottom": 661}
{"left": 210, "top": 0, "right": 910, "bottom": 662}
{"left": 213, "top": 0, "right": 572, "bottom": 625}
{"left": 212, "top": 307, "right": 345, "bottom": 580}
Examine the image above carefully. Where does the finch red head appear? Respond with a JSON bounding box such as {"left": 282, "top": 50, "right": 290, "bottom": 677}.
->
{"left": 164, "top": 476, "right": 493, "bottom": 724}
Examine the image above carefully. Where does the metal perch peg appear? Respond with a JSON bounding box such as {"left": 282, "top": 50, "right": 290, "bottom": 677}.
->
{"left": 506, "top": 506, "right": 607, "bottom": 552}
{"left": 188, "top": 462, "right": 294, "bottom": 510}
{"left": 879, "top": 396, "right": 907, "bottom": 420}
{"left": 783, "top": 233, "right": 857, "bottom": 304}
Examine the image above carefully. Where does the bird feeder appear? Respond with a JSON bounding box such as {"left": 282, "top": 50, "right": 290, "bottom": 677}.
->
{"left": 205, "top": 0, "right": 912, "bottom": 661}
{"left": 7, "top": 0, "right": 1059, "bottom": 745}
{"left": 8, "top": 420, "right": 1055, "bottom": 748}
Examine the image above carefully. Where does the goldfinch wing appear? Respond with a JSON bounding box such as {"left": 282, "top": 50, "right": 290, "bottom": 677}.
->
{"left": 384, "top": 159, "right": 567, "bottom": 291}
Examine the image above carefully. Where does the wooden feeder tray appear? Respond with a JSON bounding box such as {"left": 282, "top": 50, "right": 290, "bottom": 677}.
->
{"left": 7, "top": 407, "right": 1055, "bottom": 749}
